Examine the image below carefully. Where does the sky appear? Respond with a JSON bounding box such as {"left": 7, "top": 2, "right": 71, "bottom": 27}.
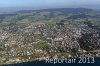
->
{"left": 0, "top": 0, "right": 100, "bottom": 12}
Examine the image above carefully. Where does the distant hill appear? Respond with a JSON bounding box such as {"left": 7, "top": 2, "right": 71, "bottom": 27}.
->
{"left": 16, "top": 8, "right": 93, "bottom": 14}
{"left": 0, "top": 14, "right": 16, "bottom": 19}
{"left": 0, "top": 8, "right": 93, "bottom": 20}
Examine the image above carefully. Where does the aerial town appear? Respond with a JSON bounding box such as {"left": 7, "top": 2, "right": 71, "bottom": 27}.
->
{"left": 0, "top": 8, "right": 100, "bottom": 65}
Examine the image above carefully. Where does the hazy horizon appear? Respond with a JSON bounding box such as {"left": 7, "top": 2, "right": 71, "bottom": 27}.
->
{"left": 0, "top": 0, "right": 100, "bottom": 13}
